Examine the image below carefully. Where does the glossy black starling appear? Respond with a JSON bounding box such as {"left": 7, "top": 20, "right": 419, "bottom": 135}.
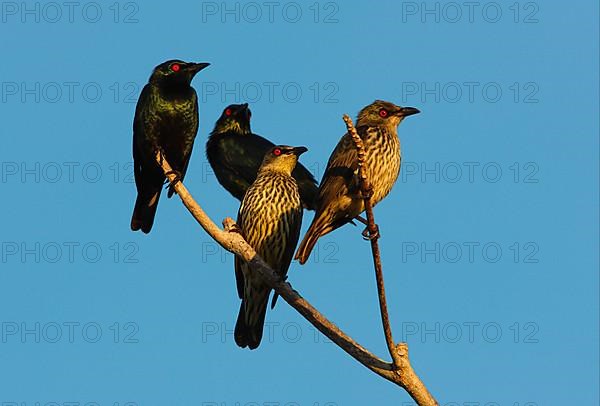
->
{"left": 234, "top": 145, "right": 306, "bottom": 349}
{"left": 295, "top": 100, "right": 420, "bottom": 264}
{"left": 131, "top": 59, "right": 210, "bottom": 233}
{"left": 206, "top": 103, "right": 319, "bottom": 210}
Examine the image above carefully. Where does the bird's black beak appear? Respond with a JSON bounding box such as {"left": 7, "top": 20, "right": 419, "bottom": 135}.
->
{"left": 396, "top": 106, "right": 420, "bottom": 117}
{"left": 187, "top": 62, "right": 210, "bottom": 74}
{"left": 291, "top": 146, "right": 308, "bottom": 156}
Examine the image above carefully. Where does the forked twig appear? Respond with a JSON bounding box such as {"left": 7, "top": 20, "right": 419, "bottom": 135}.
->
{"left": 343, "top": 114, "right": 400, "bottom": 367}
{"left": 155, "top": 149, "right": 437, "bottom": 405}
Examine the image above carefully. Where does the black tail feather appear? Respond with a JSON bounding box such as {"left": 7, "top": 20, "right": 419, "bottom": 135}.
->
{"left": 130, "top": 189, "right": 160, "bottom": 233}
{"left": 234, "top": 297, "right": 269, "bottom": 350}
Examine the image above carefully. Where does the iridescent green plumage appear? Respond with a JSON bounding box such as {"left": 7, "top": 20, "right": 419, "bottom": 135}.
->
{"left": 206, "top": 104, "right": 319, "bottom": 209}
{"left": 131, "top": 59, "right": 209, "bottom": 233}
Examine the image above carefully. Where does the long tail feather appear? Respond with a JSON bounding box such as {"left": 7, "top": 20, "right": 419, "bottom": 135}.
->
{"left": 295, "top": 212, "right": 334, "bottom": 264}
{"left": 234, "top": 293, "right": 269, "bottom": 350}
{"left": 130, "top": 189, "right": 160, "bottom": 233}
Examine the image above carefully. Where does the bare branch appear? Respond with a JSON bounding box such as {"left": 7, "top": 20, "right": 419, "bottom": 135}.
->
{"left": 343, "top": 114, "right": 400, "bottom": 367}
{"left": 155, "top": 150, "right": 437, "bottom": 405}
{"left": 344, "top": 114, "right": 438, "bottom": 404}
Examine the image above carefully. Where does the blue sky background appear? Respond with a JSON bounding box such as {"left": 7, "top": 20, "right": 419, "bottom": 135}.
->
{"left": 1, "top": 1, "right": 598, "bottom": 405}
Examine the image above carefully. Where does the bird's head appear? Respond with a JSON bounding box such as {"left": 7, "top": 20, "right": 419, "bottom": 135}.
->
{"left": 149, "top": 59, "right": 210, "bottom": 87}
{"left": 212, "top": 103, "right": 252, "bottom": 135}
{"left": 259, "top": 145, "right": 308, "bottom": 175}
{"left": 356, "top": 100, "right": 420, "bottom": 129}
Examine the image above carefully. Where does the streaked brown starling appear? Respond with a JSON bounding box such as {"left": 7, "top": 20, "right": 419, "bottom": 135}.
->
{"left": 295, "top": 100, "right": 420, "bottom": 264}
{"left": 234, "top": 145, "right": 306, "bottom": 349}
{"left": 206, "top": 103, "right": 319, "bottom": 209}
{"left": 131, "top": 59, "right": 210, "bottom": 233}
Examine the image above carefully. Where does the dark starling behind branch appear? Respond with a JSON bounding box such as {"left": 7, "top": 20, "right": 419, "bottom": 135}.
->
{"left": 206, "top": 104, "right": 319, "bottom": 210}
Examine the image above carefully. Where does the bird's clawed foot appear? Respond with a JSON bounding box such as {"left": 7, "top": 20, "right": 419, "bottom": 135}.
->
{"left": 355, "top": 215, "right": 379, "bottom": 240}
{"left": 156, "top": 147, "right": 166, "bottom": 166}
{"left": 164, "top": 170, "right": 182, "bottom": 187}
{"left": 362, "top": 224, "right": 380, "bottom": 241}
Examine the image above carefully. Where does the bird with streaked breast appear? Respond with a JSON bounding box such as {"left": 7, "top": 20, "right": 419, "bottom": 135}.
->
{"left": 234, "top": 145, "right": 306, "bottom": 349}
{"left": 206, "top": 103, "right": 319, "bottom": 210}
{"left": 295, "top": 100, "right": 420, "bottom": 264}
{"left": 131, "top": 59, "right": 210, "bottom": 234}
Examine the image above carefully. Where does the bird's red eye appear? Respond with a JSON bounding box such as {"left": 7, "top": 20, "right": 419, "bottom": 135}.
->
{"left": 225, "top": 108, "right": 232, "bottom": 116}
{"left": 273, "top": 148, "right": 282, "bottom": 156}
{"left": 379, "top": 109, "right": 388, "bottom": 117}
{"left": 170, "top": 63, "right": 181, "bottom": 72}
